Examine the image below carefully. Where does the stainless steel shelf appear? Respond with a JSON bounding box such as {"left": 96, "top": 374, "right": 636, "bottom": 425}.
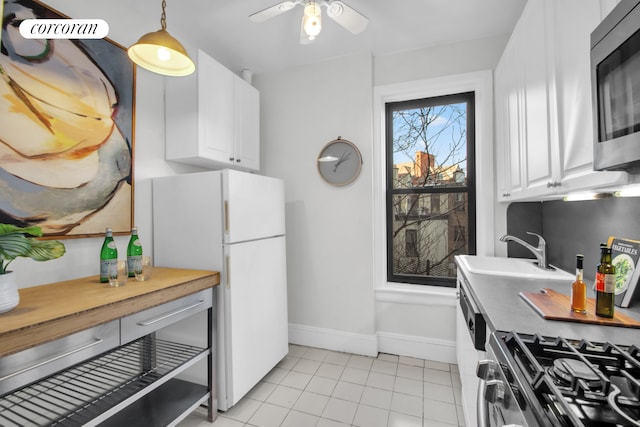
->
{"left": 0, "top": 337, "right": 208, "bottom": 427}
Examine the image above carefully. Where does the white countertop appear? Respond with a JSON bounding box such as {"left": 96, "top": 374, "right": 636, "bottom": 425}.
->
{"left": 457, "top": 258, "right": 640, "bottom": 345}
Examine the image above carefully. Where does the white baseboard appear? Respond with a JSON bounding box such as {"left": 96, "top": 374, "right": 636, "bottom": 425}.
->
{"left": 288, "top": 323, "right": 457, "bottom": 364}
{"left": 377, "top": 331, "right": 457, "bottom": 364}
{"left": 288, "top": 323, "right": 379, "bottom": 357}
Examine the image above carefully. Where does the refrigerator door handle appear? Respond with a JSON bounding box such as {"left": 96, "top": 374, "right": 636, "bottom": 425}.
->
{"left": 226, "top": 255, "right": 230, "bottom": 288}
{"left": 224, "top": 201, "right": 229, "bottom": 234}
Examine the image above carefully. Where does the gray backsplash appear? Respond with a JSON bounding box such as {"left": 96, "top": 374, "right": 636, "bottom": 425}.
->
{"left": 506, "top": 197, "right": 640, "bottom": 284}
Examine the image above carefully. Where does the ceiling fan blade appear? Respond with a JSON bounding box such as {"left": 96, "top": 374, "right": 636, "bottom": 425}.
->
{"left": 325, "top": 1, "right": 368, "bottom": 34}
{"left": 249, "top": 1, "right": 300, "bottom": 22}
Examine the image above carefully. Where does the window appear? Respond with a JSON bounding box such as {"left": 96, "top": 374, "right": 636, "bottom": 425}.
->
{"left": 405, "top": 229, "right": 418, "bottom": 257}
{"left": 385, "top": 92, "right": 476, "bottom": 287}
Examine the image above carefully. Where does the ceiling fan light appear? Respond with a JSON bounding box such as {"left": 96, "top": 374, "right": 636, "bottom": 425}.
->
{"left": 304, "top": 1, "right": 321, "bottom": 18}
{"left": 303, "top": 15, "right": 322, "bottom": 37}
{"left": 303, "top": 2, "right": 322, "bottom": 38}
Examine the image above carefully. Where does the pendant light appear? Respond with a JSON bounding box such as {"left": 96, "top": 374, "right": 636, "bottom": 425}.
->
{"left": 127, "top": 0, "right": 195, "bottom": 77}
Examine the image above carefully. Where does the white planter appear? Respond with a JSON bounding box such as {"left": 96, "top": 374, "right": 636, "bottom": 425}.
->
{"left": 0, "top": 272, "right": 20, "bottom": 314}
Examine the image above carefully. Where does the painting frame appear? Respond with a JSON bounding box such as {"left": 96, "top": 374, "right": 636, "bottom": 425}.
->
{"left": 0, "top": 0, "right": 135, "bottom": 239}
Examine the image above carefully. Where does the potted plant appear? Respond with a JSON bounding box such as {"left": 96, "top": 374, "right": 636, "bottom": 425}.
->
{"left": 0, "top": 224, "right": 66, "bottom": 314}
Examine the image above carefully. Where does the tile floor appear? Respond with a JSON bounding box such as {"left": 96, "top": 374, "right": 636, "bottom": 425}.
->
{"left": 179, "top": 344, "right": 466, "bottom": 427}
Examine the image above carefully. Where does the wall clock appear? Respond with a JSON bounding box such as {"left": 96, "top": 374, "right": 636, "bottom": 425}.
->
{"left": 317, "top": 137, "right": 362, "bottom": 187}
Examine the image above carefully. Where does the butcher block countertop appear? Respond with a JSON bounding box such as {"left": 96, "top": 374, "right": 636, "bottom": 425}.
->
{"left": 0, "top": 268, "right": 220, "bottom": 358}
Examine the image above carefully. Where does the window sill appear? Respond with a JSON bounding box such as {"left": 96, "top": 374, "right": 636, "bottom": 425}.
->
{"left": 375, "top": 283, "right": 457, "bottom": 307}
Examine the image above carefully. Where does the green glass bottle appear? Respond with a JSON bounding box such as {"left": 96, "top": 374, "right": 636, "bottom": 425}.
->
{"left": 127, "top": 226, "right": 143, "bottom": 277}
{"left": 99, "top": 228, "right": 118, "bottom": 283}
{"left": 595, "top": 244, "right": 615, "bottom": 318}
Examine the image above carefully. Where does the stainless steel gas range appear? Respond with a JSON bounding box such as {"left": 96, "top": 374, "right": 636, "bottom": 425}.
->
{"left": 455, "top": 255, "right": 640, "bottom": 427}
{"left": 479, "top": 330, "right": 640, "bottom": 427}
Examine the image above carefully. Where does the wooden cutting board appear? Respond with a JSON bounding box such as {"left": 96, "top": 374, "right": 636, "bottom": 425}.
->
{"left": 519, "top": 288, "right": 640, "bottom": 328}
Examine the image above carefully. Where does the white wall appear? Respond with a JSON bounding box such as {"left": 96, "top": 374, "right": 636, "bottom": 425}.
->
{"left": 257, "top": 37, "right": 507, "bottom": 361}
{"left": 256, "top": 54, "right": 378, "bottom": 355}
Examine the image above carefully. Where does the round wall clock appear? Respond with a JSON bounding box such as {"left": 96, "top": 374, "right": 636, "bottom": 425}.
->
{"left": 317, "top": 137, "right": 363, "bottom": 187}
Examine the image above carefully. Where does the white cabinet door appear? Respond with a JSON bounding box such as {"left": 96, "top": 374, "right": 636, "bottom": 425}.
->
{"left": 165, "top": 50, "right": 260, "bottom": 171}
{"left": 495, "top": 40, "right": 522, "bottom": 201}
{"left": 224, "top": 236, "right": 288, "bottom": 407}
{"left": 520, "top": 0, "right": 558, "bottom": 195}
{"left": 233, "top": 76, "right": 260, "bottom": 171}
{"left": 551, "top": 0, "right": 628, "bottom": 192}
{"left": 200, "top": 52, "right": 235, "bottom": 165}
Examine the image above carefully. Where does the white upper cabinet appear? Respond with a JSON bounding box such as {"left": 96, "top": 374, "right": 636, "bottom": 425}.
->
{"left": 165, "top": 49, "right": 260, "bottom": 171}
{"left": 549, "top": 0, "right": 626, "bottom": 192}
{"left": 495, "top": 0, "right": 627, "bottom": 201}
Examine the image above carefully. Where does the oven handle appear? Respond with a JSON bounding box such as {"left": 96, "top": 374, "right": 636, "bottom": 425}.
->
{"left": 477, "top": 377, "right": 490, "bottom": 427}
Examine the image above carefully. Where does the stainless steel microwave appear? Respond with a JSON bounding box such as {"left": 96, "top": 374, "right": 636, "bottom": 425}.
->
{"left": 591, "top": 0, "right": 640, "bottom": 171}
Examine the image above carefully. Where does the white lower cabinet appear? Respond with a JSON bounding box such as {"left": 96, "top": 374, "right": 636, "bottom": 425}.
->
{"left": 165, "top": 49, "right": 260, "bottom": 171}
{"left": 495, "top": 0, "right": 628, "bottom": 202}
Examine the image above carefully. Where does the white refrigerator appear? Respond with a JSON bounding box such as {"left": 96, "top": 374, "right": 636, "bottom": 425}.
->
{"left": 152, "top": 169, "right": 288, "bottom": 411}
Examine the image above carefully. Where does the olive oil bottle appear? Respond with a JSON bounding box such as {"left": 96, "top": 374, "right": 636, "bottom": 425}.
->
{"left": 595, "top": 244, "right": 615, "bottom": 318}
{"left": 571, "top": 254, "right": 587, "bottom": 313}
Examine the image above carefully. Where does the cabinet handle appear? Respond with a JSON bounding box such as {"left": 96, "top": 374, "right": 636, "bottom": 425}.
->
{"left": 229, "top": 157, "right": 235, "bottom": 161}
{"left": 0, "top": 338, "right": 104, "bottom": 382}
{"left": 136, "top": 300, "right": 206, "bottom": 326}
{"left": 236, "top": 159, "right": 241, "bottom": 163}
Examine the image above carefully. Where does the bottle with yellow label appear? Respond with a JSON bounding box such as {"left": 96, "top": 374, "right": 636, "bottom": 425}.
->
{"left": 595, "top": 244, "right": 615, "bottom": 318}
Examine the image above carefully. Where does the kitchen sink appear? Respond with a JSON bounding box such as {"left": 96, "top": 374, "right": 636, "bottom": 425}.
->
{"left": 456, "top": 255, "right": 573, "bottom": 280}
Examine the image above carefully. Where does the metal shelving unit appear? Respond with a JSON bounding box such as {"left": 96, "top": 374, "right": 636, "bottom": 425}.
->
{"left": 0, "top": 337, "right": 209, "bottom": 427}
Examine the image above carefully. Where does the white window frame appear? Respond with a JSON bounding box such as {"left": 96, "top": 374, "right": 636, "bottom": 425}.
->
{"left": 373, "top": 71, "right": 495, "bottom": 305}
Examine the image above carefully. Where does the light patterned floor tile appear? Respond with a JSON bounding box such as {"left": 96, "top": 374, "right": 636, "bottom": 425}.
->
{"left": 316, "top": 362, "right": 345, "bottom": 379}
{"left": 280, "top": 409, "right": 320, "bottom": 427}
{"left": 306, "top": 375, "right": 338, "bottom": 396}
{"left": 360, "top": 386, "right": 393, "bottom": 410}
{"left": 247, "top": 402, "right": 289, "bottom": 427}
{"left": 280, "top": 370, "right": 313, "bottom": 389}
{"left": 265, "top": 384, "right": 303, "bottom": 408}
{"left": 340, "top": 367, "right": 370, "bottom": 385}
{"left": 372, "top": 359, "right": 398, "bottom": 376}
{"left": 321, "top": 397, "right": 358, "bottom": 424}
{"left": 390, "top": 392, "right": 423, "bottom": 417}
{"left": 332, "top": 380, "right": 365, "bottom": 402}
{"left": 179, "top": 345, "right": 466, "bottom": 427}
{"left": 293, "top": 390, "right": 330, "bottom": 416}
{"left": 423, "top": 399, "right": 459, "bottom": 425}
{"left": 352, "top": 404, "right": 389, "bottom": 427}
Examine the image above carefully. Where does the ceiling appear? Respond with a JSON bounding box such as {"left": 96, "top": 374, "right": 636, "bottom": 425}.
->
{"left": 50, "top": 0, "right": 528, "bottom": 76}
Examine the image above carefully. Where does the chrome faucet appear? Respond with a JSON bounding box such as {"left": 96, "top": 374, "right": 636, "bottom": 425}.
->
{"left": 499, "top": 232, "right": 550, "bottom": 270}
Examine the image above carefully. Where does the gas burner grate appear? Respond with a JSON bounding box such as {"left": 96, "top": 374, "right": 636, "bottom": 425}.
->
{"left": 500, "top": 331, "right": 640, "bottom": 426}
{"left": 0, "top": 337, "right": 207, "bottom": 427}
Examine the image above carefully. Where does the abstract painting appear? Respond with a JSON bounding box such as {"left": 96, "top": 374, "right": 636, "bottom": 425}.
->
{"left": 0, "top": 0, "right": 135, "bottom": 238}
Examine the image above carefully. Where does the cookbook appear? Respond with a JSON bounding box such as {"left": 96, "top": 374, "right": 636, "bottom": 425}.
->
{"left": 608, "top": 236, "right": 640, "bottom": 308}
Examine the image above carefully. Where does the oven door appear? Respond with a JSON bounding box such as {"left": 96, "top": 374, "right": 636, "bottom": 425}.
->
{"left": 477, "top": 347, "right": 529, "bottom": 427}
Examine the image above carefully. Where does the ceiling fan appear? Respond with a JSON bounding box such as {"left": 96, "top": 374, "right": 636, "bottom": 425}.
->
{"left": 249, "top": 0, "right": 368, "bottom": 44}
